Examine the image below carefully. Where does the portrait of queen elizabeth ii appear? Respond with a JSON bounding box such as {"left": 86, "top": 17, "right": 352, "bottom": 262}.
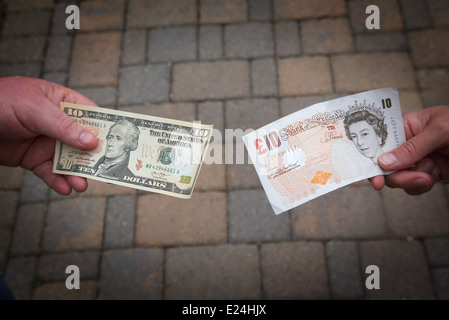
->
{"left": 343, "top": 101, "right": 388, "bottom": 165}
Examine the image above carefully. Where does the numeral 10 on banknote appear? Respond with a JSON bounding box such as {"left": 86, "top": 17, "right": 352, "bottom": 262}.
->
{"left": 381, "top": 98, "right": 392, "bottom": 109}
{"left": 66, "top": 108, "right": 84, "bottom": 117}
{"left": 255, "top": 131, "right": 282, "bottom": 155}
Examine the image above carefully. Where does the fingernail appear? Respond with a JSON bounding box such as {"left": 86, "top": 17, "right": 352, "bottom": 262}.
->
{"left": 415, "top": 179, "right": 428, "bottom": 187}
{"left": 79, "top": 131, "right": 95, "bottom": 145}
{"left": 379, "top": 153, "right": 397, "bottom": 166}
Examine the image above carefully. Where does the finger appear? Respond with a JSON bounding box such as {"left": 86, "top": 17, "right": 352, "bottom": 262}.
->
{"left": 32, "top": 99, "right": 98, "bottom": 150}
{"left": 369, "top": 175, "right": 385, "bottom": 190}
{"left": 29, "top": 79, "right": 99, "bottom": 150}
{"left": 384, "top": 157, "right": 439, "bottom": 195}
{"left": 19, "top": 136, "right": 55, "bottom": 170}
{"left": 377, "top": 107, "right": 446, "bottom": 172}
{"left": 410, "top": 157, "right": 440, "bottom": 177}
{"left": 378, "top": 124, "right": 441, "bottom": 171}
{"left": 384, "top": 170, "right": 436, "bottom": 195}
{"left": 428, "top": 153, "right": 449, "bottom": 181}
{"left": 32, "top": 160, "right": 72, "bottom": 195}
{"left": 67, "top": 175, "right": 88, "bottom": 193}
{"left": 39, "top": 78, "right": 98, "bottom": 108}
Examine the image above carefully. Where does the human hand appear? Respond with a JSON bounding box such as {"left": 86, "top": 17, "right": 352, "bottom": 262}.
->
{"left": 370, "top": 106, "right": 449, "bottom": 195}
{"left": 0, "top": 76, "right": 98, "bottom": 195}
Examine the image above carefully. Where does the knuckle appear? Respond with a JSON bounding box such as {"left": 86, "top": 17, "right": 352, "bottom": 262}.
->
{"left": 400, "top": 140, "right": 418, "bottom": 158}
{"left": 434, "top": 118, "right": 449, "bottom": 139}
{"left": 384, "top": 179, "right": 398, "bottom": 189}
{"left": 59, "top": 116, "right": 78, "bottom": 137}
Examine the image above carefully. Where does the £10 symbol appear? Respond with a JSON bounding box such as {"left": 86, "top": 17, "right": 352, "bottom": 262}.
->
{"left": 255, "top": 131, "right": 281, "bottom": 155}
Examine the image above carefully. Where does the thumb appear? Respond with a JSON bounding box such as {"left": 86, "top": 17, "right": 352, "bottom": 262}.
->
{"left": 378, "top": 127, "right": 439, "bottom": 171}
{"left": 35, "top": 100, "right": 98, "bottom": 150}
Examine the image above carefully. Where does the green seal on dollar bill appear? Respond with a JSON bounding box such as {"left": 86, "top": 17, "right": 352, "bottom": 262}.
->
{"left": 159, "top": 147, "right": 175, "bottom": 165}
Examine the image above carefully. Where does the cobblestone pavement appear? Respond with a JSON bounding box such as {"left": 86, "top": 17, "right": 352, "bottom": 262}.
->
{"left": 0, "top": 0, "right": 449, "bottom": 300}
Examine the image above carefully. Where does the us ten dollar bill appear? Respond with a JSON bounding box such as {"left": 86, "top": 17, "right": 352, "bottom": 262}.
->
{"left": 243, "top": 88, "right": 407, "bottom": 215}
{"left": 53, "top": 103, "right": 213, "bottom": 198}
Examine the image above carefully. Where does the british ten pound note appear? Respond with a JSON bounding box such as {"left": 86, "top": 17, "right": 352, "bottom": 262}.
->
{"left": 53, "top": 103, "right": 213, "bottom": 198}
{"left": 243, "top": 88, "right": 407, "bottom": 214}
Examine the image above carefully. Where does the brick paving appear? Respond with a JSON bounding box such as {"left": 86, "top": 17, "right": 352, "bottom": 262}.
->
{"left": 0, "top": 0, "right": 448, "bottom": 300}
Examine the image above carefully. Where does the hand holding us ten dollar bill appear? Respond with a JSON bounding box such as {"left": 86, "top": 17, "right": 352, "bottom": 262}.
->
{"left": 53, "top": 103, "right": 213, "bottom": 198}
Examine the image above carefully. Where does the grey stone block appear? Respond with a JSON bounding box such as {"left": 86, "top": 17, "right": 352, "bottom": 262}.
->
{"left": 0, "top": 191, "right": 18, "bottom": 228}
{"left": 301, "top": 18, "right": 354, "bottom": 54}
{"left": 45, "top": 35, "right": 72, "bottom": 72}
{"left": 382, "top": 184, "right": 449, "bottom": 237}
{"left": 0, "top": 229, "right": 11, "bottom": 272}
{"left": 226, "top": 163, "right": 263, "bottom": 190}
{"left": 43, "top": 72, "right": 67, "bottom": 86}
{"left": 280, "top": 94, "right": 342, "bottom": 116}
{"left": 400, "top": 0, "right": 432, "bottom": 30}
{"left": 251, "top": 58, "right": 278, "bottom": 97}
{"left": 359, "top": 240, "right": 435, "bottom": 299}
{"left": 20, "top": 170, "right": 48, "bottom": 203}
{"left": 119, "top": 64, "right": 170, "bottom": 104}
{"left": 356, "top": 32, "right": 407, "bottom": 52}
{"left": 225, "top": 22, "right": 274, "bottom": 58}
{"left": 197, "top": 101, "right": 224, "bottom": 135}
{"left": 76, "top": 86, "right": 117, "bottom": 107}
{"left": 0, "top": 37, "right": 46, "bottom": 63}
{"left": 425, "top": 238, "right": 449, "bottom": 267}
{"left": 249, "top": 0, "right": 272, "bottom": 21}
{"left": 136, "top": 192, "right": 226, "bottom": 246}
{"left": 0, "top": 63, "right": 41, "bottom": 78}
{"left": 5, "top": 257, "right": 37, "bottom": 300}
{"left": 261, "top": 242, "right": 329, "bottom": 299}
{"left": 228, "top": 189, "right": 290, "bottom": 243}
{"left": 326, "top": 241, "right": 364, "bottom": 299}
{"left": 428, "top": 0, "right": 449, "bottom": 27}
{"left": 43, "top": 198, "right": 106, "bottom": 252}
{"left": 0, "top": 166, "right": 23, "bottom": 189}
{"left": 431, "top": 268, "right": 449, "bottom": 300}
{"left": 37, "top": 251, "right": 100, "bottom": 281}
{"left": 99, "top": 248, "right": 163, "bottom": 299}
{"left": 11, "top": 203, "right": 46, "bottom": 256}
{"left": 172, "top": 61, "right": 250, "bottom": 101}
{"left": 225, "top": 98, "right": 279, "bottom": 131}
{"left": 149, "top": 26, "right": 196, "bottom": 62}
{"left": 199, "top": 25, "right": 222, "bottom": 60}
{"left": 292, "top": 186, "right": 388, "bottom": 240}
{"left": 122, "top": 29, "right": 146, "bottom": 65}
{"left": 165, "top": 245, "right": 261, "bottom": 299}
{"left": 275, "top": 21, "right": 301, "bottom": 57}
{"left": 126, "top": 0, "right": 196, "bottom": 28}
{"left": 32, "top": 281, "right": 97, "bottom": 300}
{"left": 2, "top": 11, "right": 51, "bottom": 36}
{"left": 200, "top": 0, "right": 247, "bottom": 24}
{"left": 104, "top": 195, "right": 136, "bottom": 249}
